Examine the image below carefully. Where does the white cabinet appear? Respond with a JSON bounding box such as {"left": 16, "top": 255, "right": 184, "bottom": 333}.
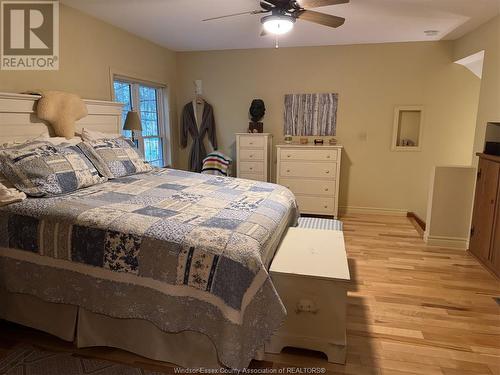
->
{"left": 236, "top": 133, "right": 272, "bottom": 182}
{"left": 266, "top": 228, "right": 350, "bottom": 364}
{"left": 277, "top": 144, "right": 342, "bottom": 217}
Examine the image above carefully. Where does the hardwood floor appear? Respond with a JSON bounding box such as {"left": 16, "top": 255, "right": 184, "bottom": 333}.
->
{"left": 1, "top": 214, "right": 499, "bottom": 374}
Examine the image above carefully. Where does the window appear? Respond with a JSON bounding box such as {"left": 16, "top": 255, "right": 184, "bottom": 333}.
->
{"left": 113, "top": 78, "right": 169, "bottom": 167}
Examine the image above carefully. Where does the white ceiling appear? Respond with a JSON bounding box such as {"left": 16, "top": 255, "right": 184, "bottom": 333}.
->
{"left": 62, "top": 0, "right": 500, "bottom": 51}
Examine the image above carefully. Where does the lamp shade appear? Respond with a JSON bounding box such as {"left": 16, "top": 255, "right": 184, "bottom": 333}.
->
{"left": 123, "top": 111, "right": 142, "bottom": 131}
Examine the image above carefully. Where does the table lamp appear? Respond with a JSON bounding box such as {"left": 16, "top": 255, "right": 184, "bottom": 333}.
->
{"left": 123, "top": 111, "right": 142, "bottom": 146}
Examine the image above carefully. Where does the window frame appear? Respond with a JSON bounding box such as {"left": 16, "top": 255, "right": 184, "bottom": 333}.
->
{"left": 111, "top": 74, "right": 171, "bottom": 168}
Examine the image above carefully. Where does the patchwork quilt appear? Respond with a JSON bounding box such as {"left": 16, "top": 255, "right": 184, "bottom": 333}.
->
{"left": 0, "top": 168, "right": 298, "bottom": 368}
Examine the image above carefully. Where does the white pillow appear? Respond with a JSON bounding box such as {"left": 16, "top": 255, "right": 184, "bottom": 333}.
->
{"left": 0, "top": 131, "right": 51, "bottom": 148}
{"left": 0, "top": 182, "right": 26, "bottom": 206}
{"left": 0, "top": 172, "right": 26, "bottom": 206}
{"left": 36, "top": 135, "right": 82, "bottom": 146}
{"left": 80, "top": 128, "right": 122, "bottom": 141}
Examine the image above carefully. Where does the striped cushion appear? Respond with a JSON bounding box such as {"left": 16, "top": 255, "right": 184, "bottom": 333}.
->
{"left": 297, "top": 217, "right": 343, "bottom": 231}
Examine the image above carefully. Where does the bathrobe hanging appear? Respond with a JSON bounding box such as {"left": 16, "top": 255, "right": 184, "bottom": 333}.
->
{"left": 181, "top": 100, "right": 218, "bottom": 172}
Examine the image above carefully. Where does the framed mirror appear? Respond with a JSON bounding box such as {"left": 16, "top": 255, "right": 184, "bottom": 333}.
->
{"left": 392, "top": 106, "right": 424, "bottom": 151}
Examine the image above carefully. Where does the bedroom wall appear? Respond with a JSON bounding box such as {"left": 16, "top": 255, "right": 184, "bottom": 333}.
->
{"left": 0, "top": 4, "right": 180, "bottom": 165}
{"left": 176, "top": 42, "right": 480, "bottom": 218}
{"left": 453, "top": 16, "right": 500, "bottom": 161}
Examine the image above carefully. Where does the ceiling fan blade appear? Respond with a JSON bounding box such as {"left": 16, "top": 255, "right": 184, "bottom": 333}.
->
{"left": 203, "top": 10, "right": 266, "bottom": 22}
{"left": 260, "top": 1, "right": 274, "bottom": 11}
{"left": 296, "top": 0, "right": 349, "bottom": 9}
{"left": 298, "top": 10, "right": 345, "bottom": 28}
{"left": 262, "top": 0, "right": 284, "bottom": 5}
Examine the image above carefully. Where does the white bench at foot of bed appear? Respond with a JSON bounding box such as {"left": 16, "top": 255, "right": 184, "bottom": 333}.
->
{"left": 266, "top": 227, "right": 350, "bottom": 364}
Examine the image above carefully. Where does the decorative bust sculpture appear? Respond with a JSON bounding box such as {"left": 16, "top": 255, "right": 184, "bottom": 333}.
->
{"left": 248, "top": 99, "right": 266, "bottom": 133}
{"left": 250, "top": 99, "right": 266, "bottom": 122}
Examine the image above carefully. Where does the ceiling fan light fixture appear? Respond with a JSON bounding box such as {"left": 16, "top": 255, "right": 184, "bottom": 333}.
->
{"left": 261, "top": 14, "right": 295, "bottom": 35}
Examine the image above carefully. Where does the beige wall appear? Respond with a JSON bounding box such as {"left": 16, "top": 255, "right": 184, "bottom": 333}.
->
{"left": 176, "top": 42, "right": 480, "bottom": 217}
{"left": 0, "top": 4, "right": 179, "bottom": 164}
{"left": 454, "top": 16, "right": 500, "bottom": 160}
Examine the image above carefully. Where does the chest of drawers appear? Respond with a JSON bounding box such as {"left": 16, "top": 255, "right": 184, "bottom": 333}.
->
{"left": 236, "top": 133, "right": 273, "bottom": 182}
{"left": 277, "top": 144, "right": 342, "bottom": 217}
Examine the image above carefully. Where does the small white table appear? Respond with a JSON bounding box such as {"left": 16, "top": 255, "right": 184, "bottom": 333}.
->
{"left": 266, "top": 227, "right": 350, "bottom": 364}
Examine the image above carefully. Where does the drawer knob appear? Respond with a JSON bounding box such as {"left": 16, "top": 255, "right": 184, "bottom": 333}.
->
{"left": 325, "top": 170, "right": 330, "bottom": 174}
{"left": 249, "top": 155, "right": 253, "bottom": 158}
{"left": 287, "top": 154, "right": 291, "bottom": 158}
{"left": 325, "top": 188, "right": 329, "bottom": 192}
{"left": 327, "top": 155, "right": 331, "bottom": 159}
{"left": 324, "top": 205, "right": 328, "bottom": 209}
{"left": 286, "top": 169, "right": 291, "bottom": 173}
{"left": 249, "top": 167, "right": 253, "bottom": 170}
{"left": 249, "top": 142, "right": 253, "bottom": 145}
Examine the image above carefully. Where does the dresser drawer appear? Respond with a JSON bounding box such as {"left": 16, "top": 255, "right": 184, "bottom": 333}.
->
{"left": 280, "top": 149, "right": 338, "bottom": 162}
{"left": 239, "top": 136, "right": 265, "bottom": 149}
{"left": 280, "top": 161, "right": 336, "bottom": 179}
{"left": 239, "top": 149, "right": 264, "bottom": 161}
{"left": 296, "top": 195, "right": 336, "bottom": 215}
{"left": 240, "top": 161, "right": 264, "bottom": 174}
{"left": 239, "top": 173, "right": 265, "bottom": 182}
{"left": 280, "top": 178, "right": 335, "bottom": 196}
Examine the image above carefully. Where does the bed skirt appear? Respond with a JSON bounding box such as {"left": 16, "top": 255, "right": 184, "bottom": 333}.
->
{"left": 0, "top": 289, "right": 255, "bottom": 368}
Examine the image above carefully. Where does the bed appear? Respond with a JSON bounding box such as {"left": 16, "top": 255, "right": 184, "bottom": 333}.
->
{"left": 0, "top": 92, "right": 298, "bottom": 369}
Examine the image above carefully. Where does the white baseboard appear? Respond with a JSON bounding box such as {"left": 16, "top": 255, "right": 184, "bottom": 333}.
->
{"left": 339, "top": 206, "right": 408, "bottom": 216}
{"left": 423, "top": 233, "right": 469, "bottom": 250}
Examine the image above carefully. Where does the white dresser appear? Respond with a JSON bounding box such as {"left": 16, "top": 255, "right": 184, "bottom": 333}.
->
{"left": 236, "top": 133, "right": 273, "bottom": 182}
{"left": 276, "top": 144, "right": 342, "bottom": 217}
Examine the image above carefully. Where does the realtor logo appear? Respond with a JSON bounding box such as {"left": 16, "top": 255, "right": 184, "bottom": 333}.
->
{"left": 1, "top": 0, "right": 59, "bottom": 70}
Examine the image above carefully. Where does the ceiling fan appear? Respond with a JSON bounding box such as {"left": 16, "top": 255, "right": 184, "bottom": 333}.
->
{"left": 203, "top": 0, "right": 349, "bottom": 36}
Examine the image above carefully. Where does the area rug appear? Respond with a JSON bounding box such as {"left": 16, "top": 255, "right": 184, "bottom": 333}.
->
{"left": 0, "top": 345, "right": 165, "bottom": 375}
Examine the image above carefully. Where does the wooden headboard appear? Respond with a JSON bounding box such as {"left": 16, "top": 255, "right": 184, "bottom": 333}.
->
{"left": 0, "top": 92, "right": 123, "bottom": 143}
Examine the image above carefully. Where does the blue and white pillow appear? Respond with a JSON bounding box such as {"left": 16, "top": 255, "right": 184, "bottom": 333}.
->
{"left": 78, "top": 138, "right": 152, "bottom": 179}
{"left": 0, "top": 141, "right": 107, "bottom": 197}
